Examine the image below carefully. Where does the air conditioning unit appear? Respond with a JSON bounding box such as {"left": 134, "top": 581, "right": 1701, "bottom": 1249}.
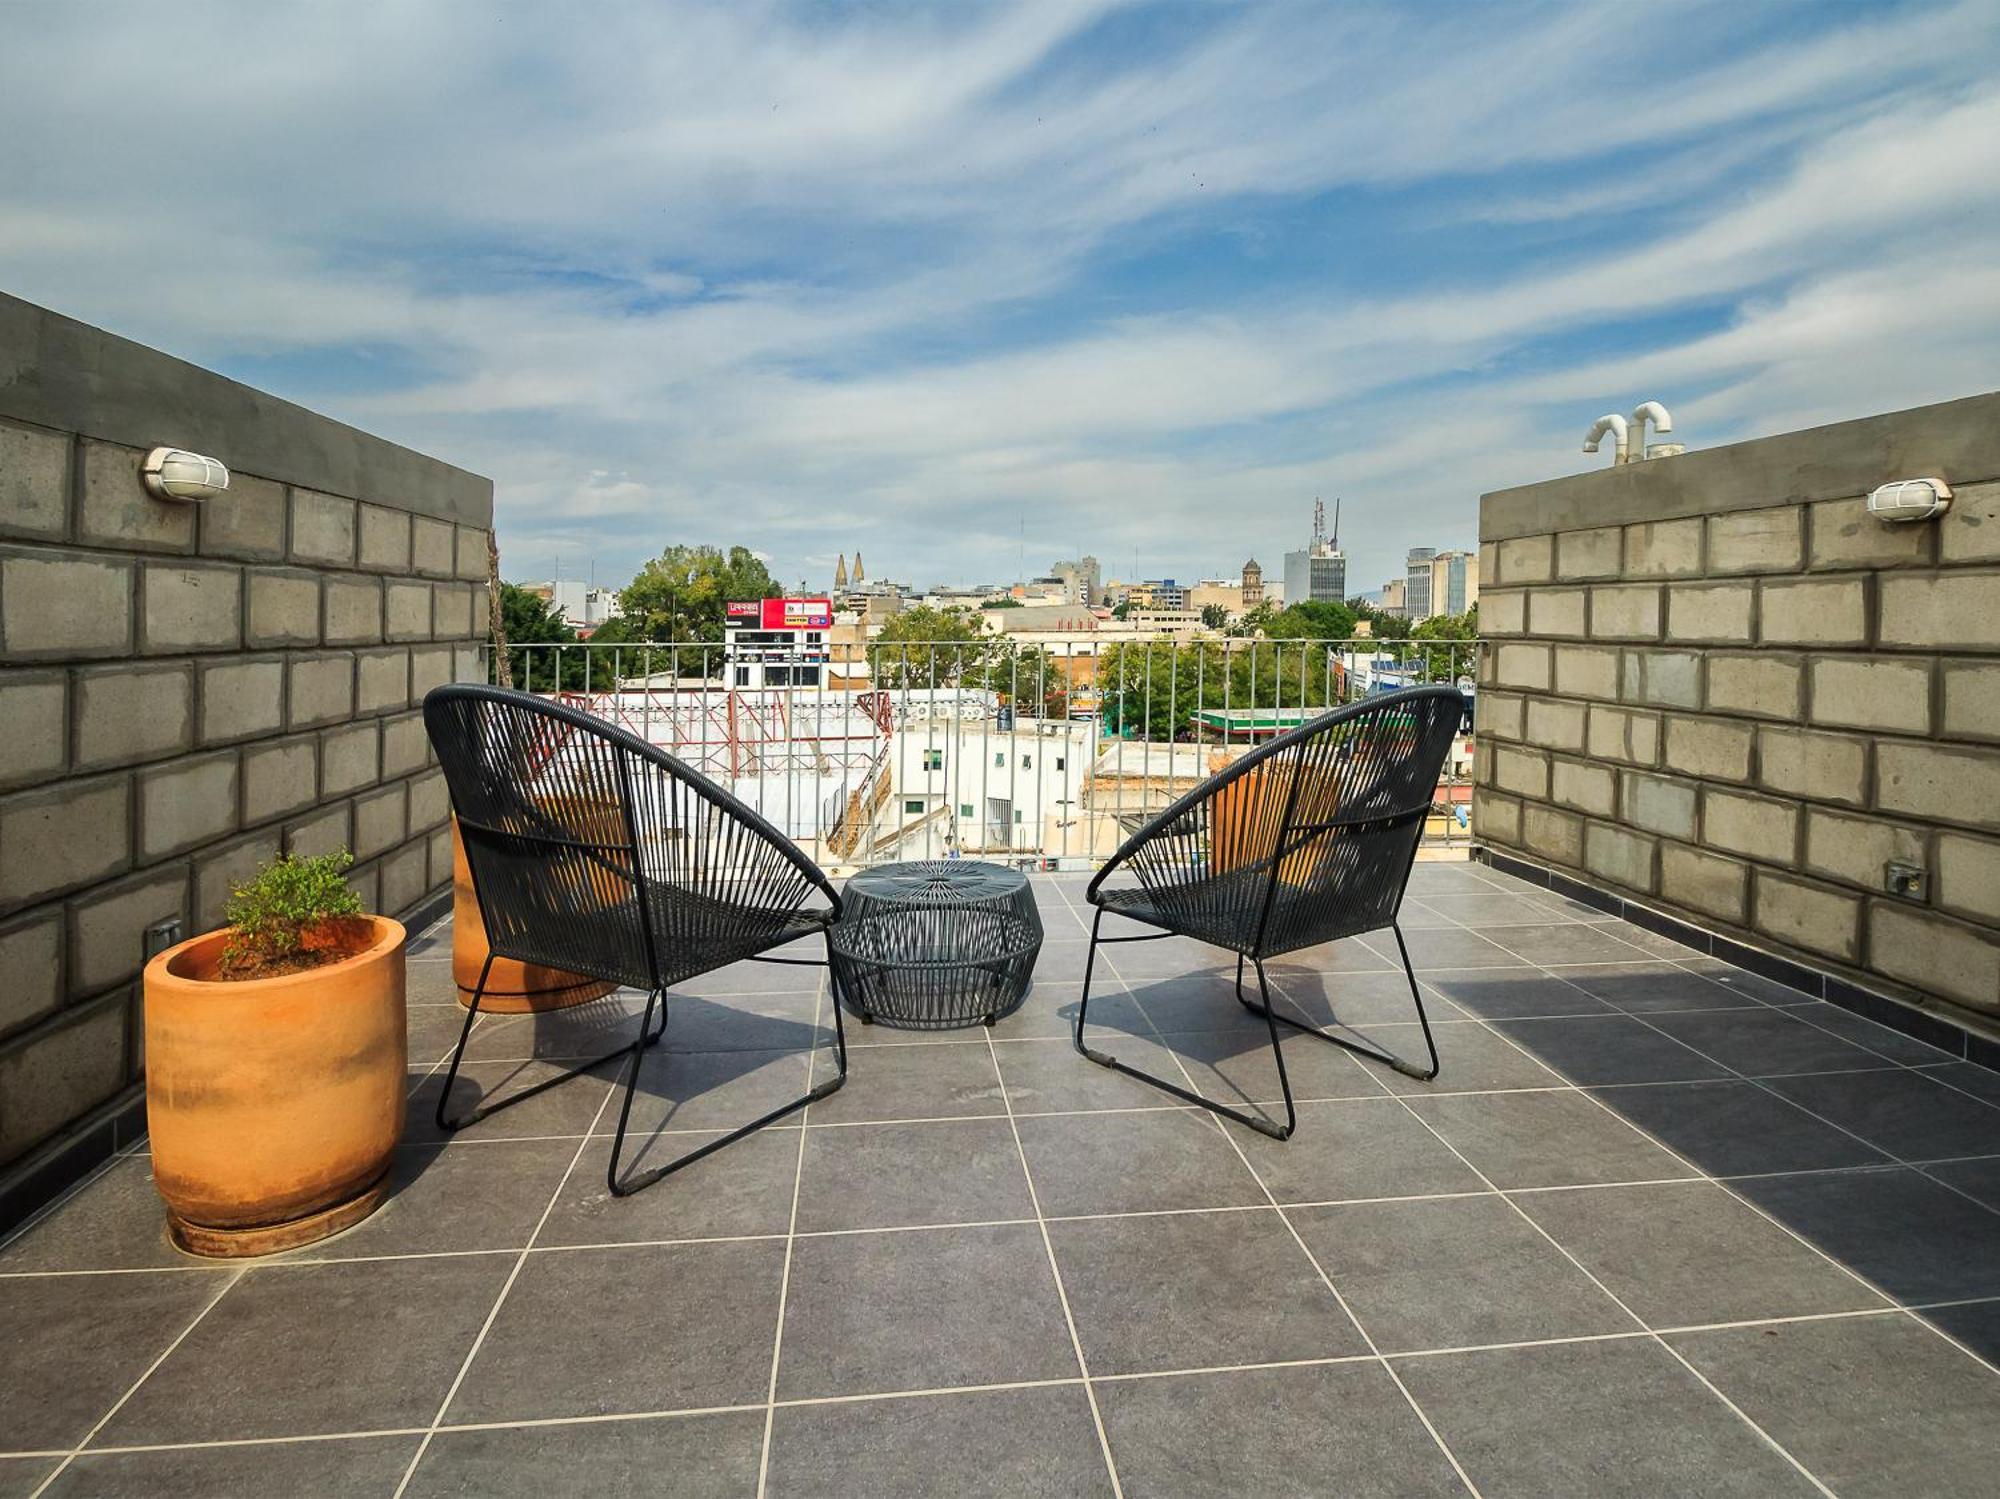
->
{"left": 1866, "top": 477, "right": 1951, "bottom": 524}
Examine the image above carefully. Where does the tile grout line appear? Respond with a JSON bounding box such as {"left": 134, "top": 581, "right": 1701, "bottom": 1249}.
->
{"left": 1257, "top": 954, "right": 1846, "bottom": 1499}
{"left": 1453, "top": 926, "right": 2000, "bottom": 1381}
{"left": 753, "top": 961, "right": 826, "bottom": 1499}
{"left": 27, "top": 1266, "right": 248, "bottom": 1498}
{"left": 387, "top": 1030, "right": 629, "bottom": 1498}
{"left": 1054, "top": 880, "right": 1486, "bottom": 1499}
{"left": 980, "top": 998, "right": 1127, "bottom": 1498}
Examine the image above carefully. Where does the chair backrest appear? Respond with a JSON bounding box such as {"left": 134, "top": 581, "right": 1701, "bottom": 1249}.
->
{"left": 1106, "top": 685, "right": 1466, "bottom": 956}
{"left": 424, "top": 684, "right": 835, "bottom": 989}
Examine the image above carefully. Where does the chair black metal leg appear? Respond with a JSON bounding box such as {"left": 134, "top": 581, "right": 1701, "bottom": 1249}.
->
{"left": 607, "top": 944, "right": 849, "bottom": 1197}
{"left": 1233, "top": 923, "right": 1440, "bottom": 1081}
{"left": 436, "top": 960, "right": 667, "bottom": 1133}
{"left": 1075, "top": 909, "right": 1296, "bottom": 1140}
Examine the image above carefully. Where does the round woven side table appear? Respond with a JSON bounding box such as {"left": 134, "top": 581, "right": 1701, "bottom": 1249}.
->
{"left": 829, "top": 861, "right": 1043, "bottom": 1029}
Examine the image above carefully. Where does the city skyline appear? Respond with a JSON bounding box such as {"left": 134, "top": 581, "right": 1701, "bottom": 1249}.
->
{"left": 3, "top": 3, "right": 1995, "bottom": 595}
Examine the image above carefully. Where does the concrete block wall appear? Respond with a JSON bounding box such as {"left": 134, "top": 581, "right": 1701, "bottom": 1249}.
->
{"left": 1473, "top": 389, "right": 2000, "bottom": 1032}
{"left": 0, "top": 293, "right": 492, "bottom": 1196}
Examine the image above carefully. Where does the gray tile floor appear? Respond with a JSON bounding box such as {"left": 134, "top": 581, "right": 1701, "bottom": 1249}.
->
{"left": 4, "top": 864, "right": 1999, "bottom": 1497}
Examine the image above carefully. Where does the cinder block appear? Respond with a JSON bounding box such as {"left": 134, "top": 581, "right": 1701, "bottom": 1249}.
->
{"left": 287, "top": 652, "right": 355, "bottom": 729}
{"left": 1941, "top": 662, "right": 2000, "bottom": 742}
{"left": 1879, "top": 573, "right": 2000, "bottom": 651}
{"left": 1494, "top": 535, "right": 1553, "bottom": 587}
{"left": 1761, "top": 576, "right": 1868, "bottom": 647}
{"left": 1622, "top": 519, "right": 1703, "bottom": 579}
{"left": 137, "top": 751, "right": 239, "bottom": 861}
{"left": 1936, "top": 832, "right": 2000, "bottom": 925}
{"left": 1553, "top": 646, "right": 1618, "bottom": 701}
{"left": 407, "top": 768, "right": 450, "bottom": 832}
{"left": 352, "top": 784, "right": 407, "bottom": 859}
{"left": 1521, "top": 804, "right": 1583, "bottom": 867}
{"left": 198, "top": 657, "right": 286, "bottom": 744}
{"left": 1525, "top": 698, "right": 1587, "bottom": 753}
{"left": 0, "top": 996, "right": 129, "bottom": 1165}
{"left": 241, "top": 736, "right": 319, "bottom": 827}
{"left": 379, "top": 840, "right": 431, "bottom": 915}
{"left": 290, "top": 489, "right": 356, "bottom": 566}
{"left": 67, "top": 865, "right": 189, "bottom": 996}
{"left": 78, "top": 439, "right": 193, "bottom": 554}
{"left": 1706, "top": 654, "right": 1803, "bottom": 720}
{"left": 0, "top": 671, "right": 68, "bottom": 789}
{"left": 357, "top": 648, "right": 412, "bottom": 715}
{"left": 1555, "top": 526, "right": 1622, "bottom": 581}
{"left": 1619, "top": 771, "right": 1697, "bottom": 840}
{"left": 245, "top": 568, "right": 323, "bottom": 648}
{"left": 1664, "top": 715, "right": 1753, "bottom": 783}
{"left": 1803, "top": 809, "right": 1924, "bottom": 893}
{"left": 357, "top": 504, "right": 412, "bottom": 572}
{"left": 0, "top": 909, "right": 64, "bottom": 1036}
{"left": 1473, "top": 790, "right": 1521, "bottom": 845}
{"left": 1808, "top": 657, "right": 1931, "bottom": 734}
{"left": 385, "top": 579, "right": 433, "bottom": 642}
{"left": 0, "top": 418, "right": 70, "bottom": 541}
{"left": 432, "top": 583, "right": 476, "bottom": 640}
{"left": 1478, "top": 542, "right": 1498, "bottom": 589}
{"left": 0, "top": 776, "right": 131, "bottom": 908}
{"left": 451, "top": 644, "right": 482, "bottom": 684}
{"left": 380, "top": 712, "right": 429, "bottom": 779}
{"left": 285, "top": 803, "right": 351, "bottom": 861}
{"left": 1877, "top": 743, "right": 2000, "bottom": 830}
{"left": 412, "top": 515, "right": 455, "bottom": 577}
{"left": 1660, "top": 843, "right": 1748, "bottom": 923}
{"left": 1479, "top": 691, "right": 1525, "bottom": 742}
{"left": 428, "top": 825, "right": 453, "bottom": 890}
{"left": 1756, "top": 727, "right": 1868, "bottom": 808}
{"left": 1665, "top": 582, "right": 1753, "bottom": 645}
{"left": 1868, "top": 903, "right": 2000, "bottom": 1013}
{"left": 469, "top": 585, "right": 491, "bottom": 635}
{"left": 410, "top": 645, "right": 455, "bottom": 701}
{"left": 140, "top": 561, "right": 242, "bottom": 654}
{"left": 1703, "top": 788, "right": 1798, "bottom": 865}
{"left": 73, "top": 663, "right": 194, "bottom": 770}
{"left": 1808, "top": 496, "right": 1933, "bottom": 571}
{"left": 193, "top": 831, "right": 282, "bottom": 933}
{"left": 455, "top": 526, "right": 489, "bottom": 582}
{"left": 1490, "top": 745, "right": 1550, "bottom": 800}
{"left": 1939, "top": 479, "right": 2000, "bottom": 564}
{"left": 1551, "top": 758, "right": 1616, "bottom": 816}
{"left": 1619, "top": 650, "right": 1702, "bottom": 710}
{"left": 198, "top": 471, "right": 286, "bottom": 562}
{"left": 1753, "top": 871, "right": 1860, "bottom": 963}
{"left": 1585, "top": 823, "right": 1656, "bottom": 893}
{"left": 1585, "top": 704, "right": 1660, "bottom": 767}
{"left": 321, "top": 721, "right": 380, "bottom": 798}
{"left": 1587, "top": 585, "right": 1660, "bottom": 641}
{"left": 1707, "top": 506, "right": 1803, "bottom": 576}
{"left": 344, "top": 855, "right": 382, "bottom": 916}
{"left": 1494, "top": 643, "right": 1551, "bottom": 691}
{"left": 0, "top": 550, "right": 134, "bottom": 659}
{"left": 1528, "top": 588, "right": 1587, "bottom": 638}
{"left": 323, "top": 576, "right": 383, "bottom": 646}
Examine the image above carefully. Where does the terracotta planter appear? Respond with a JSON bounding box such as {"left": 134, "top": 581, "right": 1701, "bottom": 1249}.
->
{"left": 143, "top": 916, "right": 408, "bottom": 1257}
{"left": 451, "top": 818, "right": 616, "bottom": 1012}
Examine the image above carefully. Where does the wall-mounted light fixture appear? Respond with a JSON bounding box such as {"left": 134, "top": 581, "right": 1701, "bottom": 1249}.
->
{"left": 1866, "top": 477, "right": 1952, "bottom": 524}
{"left": 141, "top": 447, "right": 230, "bottom": 503}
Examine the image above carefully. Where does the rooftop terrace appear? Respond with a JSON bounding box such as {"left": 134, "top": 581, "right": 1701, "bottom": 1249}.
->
{"left": 4, "top": 864, "right": 1996, "bottom": 1497}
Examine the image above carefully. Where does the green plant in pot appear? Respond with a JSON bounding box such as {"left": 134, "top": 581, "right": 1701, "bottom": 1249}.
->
{"left": 143, "top": 850, "right": 410, "bottom": 1257}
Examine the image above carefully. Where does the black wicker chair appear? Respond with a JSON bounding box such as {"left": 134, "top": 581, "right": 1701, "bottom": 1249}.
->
{"left": 424, "top": 684, "right": 847, "bottom": 1194}
{"left": 1077, "top": 684, "right": 1466, "bottom": 1139}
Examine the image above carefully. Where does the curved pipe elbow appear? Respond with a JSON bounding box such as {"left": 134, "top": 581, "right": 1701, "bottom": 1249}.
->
{"left": 1632, "top": 400, "right": 1673, "bottom": 435}
{"left": 1583, "top": 413, "right": 1629, "bottom": 461}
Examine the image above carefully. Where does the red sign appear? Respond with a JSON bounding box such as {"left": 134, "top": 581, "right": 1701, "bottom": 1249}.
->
{"left": 726, "top": 600, "right": 760, "bottom": 620}
{"left": 762, "top": 597, "right": 832, "bottom": 630}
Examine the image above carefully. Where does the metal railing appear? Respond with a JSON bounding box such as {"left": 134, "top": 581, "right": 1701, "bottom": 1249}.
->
{"left": 487, "top": 634, "right": 1479, "bottom": 870}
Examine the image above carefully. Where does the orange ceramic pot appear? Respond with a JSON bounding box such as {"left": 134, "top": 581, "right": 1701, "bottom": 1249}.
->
{"left": 143, "top": 917, "right": 407, "bottom": 1257}
{"left": 451, "top": 818, "right": 617, "bottom": 1011}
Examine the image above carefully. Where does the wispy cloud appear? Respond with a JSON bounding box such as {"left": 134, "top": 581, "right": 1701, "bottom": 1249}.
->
{"left": 1, "top": 0, "right": 1995, "bottom": 592}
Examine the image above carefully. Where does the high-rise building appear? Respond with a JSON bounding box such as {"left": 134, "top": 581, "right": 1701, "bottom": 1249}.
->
{"left": 1405, "top": 547, "right": 1438, "bottom": 621}
{"left": 1380, "top": 577, "right": 1406, "bottom": 615}
{"left": 1428, "top": 549, "right": 1479, "bottom": 617}
{"left": 1281, "top": 499, "right": 1346, "bottom": 606}
{"left": 1048, "top": 556, "right": 1101, "bottom": 606}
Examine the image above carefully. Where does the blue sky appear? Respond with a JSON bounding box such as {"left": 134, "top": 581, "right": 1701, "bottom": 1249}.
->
{"left": 3, "top": 0, "right": 1998, "bottom": 598}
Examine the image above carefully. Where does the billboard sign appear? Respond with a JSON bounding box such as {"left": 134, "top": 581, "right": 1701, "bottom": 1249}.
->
{"left": 726, "top": 600, "right": 760, "bottom": 621}
{"left": 762, "top": 597, "right": 832, "bottom": 630}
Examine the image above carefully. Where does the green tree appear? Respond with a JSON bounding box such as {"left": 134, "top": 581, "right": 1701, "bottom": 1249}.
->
{"left": 1199, "top": 602, "right": 1230, "bottom": 630}
{"left": 1262, "top": 598, "right": 1358, "bottom": 640}
{"left": 1347, "top": 598, "right": 1413, "bottom": 640}
{"left": 617, "top": 544, "right": 779, "bottom": 642}
{"left": 1409, "top": 608, "right": 1479, "bottom": 682}
{"left": 980, "top": 597, "right": 1024, "bottom": 609}
{"left": 1096, "top": 638, "right": 1348, "bottom": 740}
{"left": 491, "top": 583, "right": 621, "bottom": 690}
{"left": 870, "top": 605, "right": 995, "bottom": 688}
